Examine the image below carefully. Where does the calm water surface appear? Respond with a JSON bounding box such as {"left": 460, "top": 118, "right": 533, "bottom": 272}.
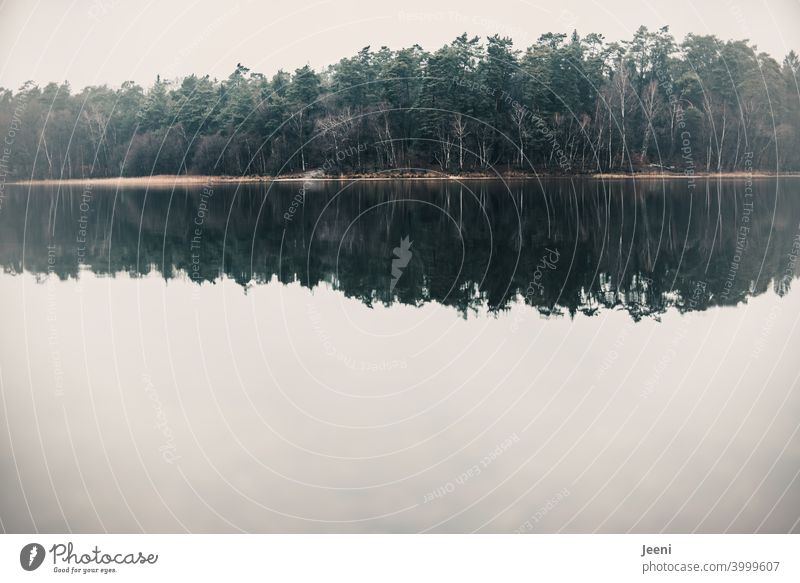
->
{"left": 1, "top": 178, "right": 799, "bottom": 532}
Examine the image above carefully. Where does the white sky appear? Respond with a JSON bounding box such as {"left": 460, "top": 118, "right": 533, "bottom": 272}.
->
{"left": 1, "top": 0, "right": 798, "bottom": 90}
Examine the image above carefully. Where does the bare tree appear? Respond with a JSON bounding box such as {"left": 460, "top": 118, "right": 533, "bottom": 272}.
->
{"left": 434, "top": 124, "right": 453, "bottom": 171}
{"left": 611, "top": 56, "right": 633, "bottom": 167}
{"left": 640, "top": 79, "right": 660, "bottom": 162}
{"left": 374, "top": 103, "right": 397, "bottom": 168}
{"left": 451, "top": 113, "right": 469, "bottom": 171}
{"left": 510, "top": 103, "right": 529, "bottom": 167}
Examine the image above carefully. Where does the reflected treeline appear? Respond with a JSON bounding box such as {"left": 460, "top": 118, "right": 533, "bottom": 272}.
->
{"left": 2, "top": 179, "right": 799, "bottom": 319}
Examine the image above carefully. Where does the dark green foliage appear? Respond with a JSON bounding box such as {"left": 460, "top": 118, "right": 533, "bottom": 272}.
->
{"left": 1, "top": 28, "right": 798, "bottom": 179}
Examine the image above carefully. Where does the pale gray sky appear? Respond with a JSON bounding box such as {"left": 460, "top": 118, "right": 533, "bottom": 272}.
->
{"left": 1, "top": 0, "right": 798, "bottom": 90}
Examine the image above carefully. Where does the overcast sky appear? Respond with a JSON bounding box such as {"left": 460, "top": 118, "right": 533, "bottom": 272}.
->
{"left": 1, "top": 0, "right": 798, "bottom": 90}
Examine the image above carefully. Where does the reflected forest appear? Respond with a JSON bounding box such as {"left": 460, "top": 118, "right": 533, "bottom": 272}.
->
{"left": 2, "top": 179, "right": 799, "bottom": 320}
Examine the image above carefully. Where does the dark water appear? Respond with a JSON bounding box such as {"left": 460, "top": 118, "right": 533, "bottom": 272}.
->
{"left": 4, "top": 178, "right": 800, "bottom": 316}
{"left": 1, "top": 178, "right": 799, "bottom": 533}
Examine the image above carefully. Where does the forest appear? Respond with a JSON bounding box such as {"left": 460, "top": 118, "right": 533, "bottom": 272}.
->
{"left": 1, "top": 26, "right": 799, "bottom": 179}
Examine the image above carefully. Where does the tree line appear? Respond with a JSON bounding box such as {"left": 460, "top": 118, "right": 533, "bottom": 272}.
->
{"left": 1, "top": 26, "right": 799, "bottom": 179}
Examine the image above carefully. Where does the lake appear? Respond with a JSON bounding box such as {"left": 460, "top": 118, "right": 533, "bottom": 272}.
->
{"left": 1, "top": 177, "right": 799, "bottom": 533}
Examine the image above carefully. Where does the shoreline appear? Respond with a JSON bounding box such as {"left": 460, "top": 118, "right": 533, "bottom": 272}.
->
{"left": 9, "top": 171, "right": 799, "bottom": 187}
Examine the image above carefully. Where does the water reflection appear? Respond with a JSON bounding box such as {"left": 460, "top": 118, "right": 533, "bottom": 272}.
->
{"left": 2, "top": 178, "right": 799, "bottom": 319}
{"left": 1, "top": 179, "right": 799, "bottom": 534}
